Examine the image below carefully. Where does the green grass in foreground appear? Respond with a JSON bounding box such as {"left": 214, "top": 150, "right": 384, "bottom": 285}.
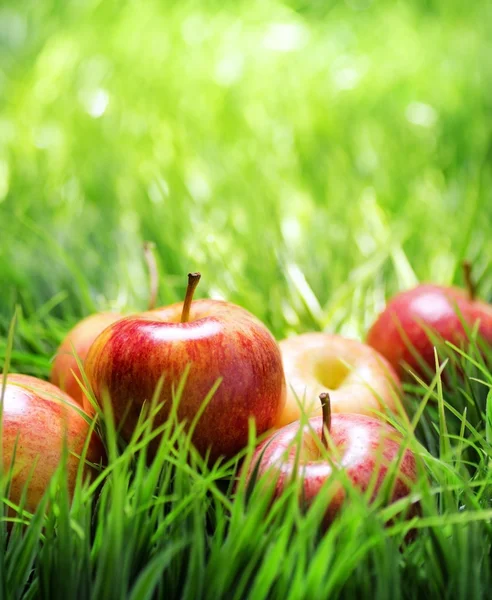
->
{"left": 1, "top": 320, "right": 492, "bottom": 599}
{"left": 1, "top": 0, "right": 492, "bottom": 597}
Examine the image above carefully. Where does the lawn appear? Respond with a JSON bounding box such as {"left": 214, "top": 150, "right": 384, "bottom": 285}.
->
{"left": 1, "top": 0, "right": 492, "bottom": 597}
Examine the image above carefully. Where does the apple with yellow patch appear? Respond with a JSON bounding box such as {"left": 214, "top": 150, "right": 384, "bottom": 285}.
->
{"left": 276, "top": 333, "right": 402, "bottom": 428}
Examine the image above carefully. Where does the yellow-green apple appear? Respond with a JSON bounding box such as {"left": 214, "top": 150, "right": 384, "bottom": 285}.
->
{"left": 242, "top": 393, "right": 418, "bottom": 524}
{"left": 50, "top": 241, "right": 159, "bottom": 406}
{"left": 276, "top": 333, "right": 401, "bottom": 428}
{"left": 367, "top": 264, "right": 492, "bottom": 379}
{"left": 0, "top": 374, "right": 104, "bottom": 515}
{"left": 85, "top": 273, "right": 286, "bottom": 462}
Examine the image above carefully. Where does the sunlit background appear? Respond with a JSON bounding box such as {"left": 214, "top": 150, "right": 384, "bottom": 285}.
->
{"left": 1, "top": 0, "right": 491, "bottom": 351}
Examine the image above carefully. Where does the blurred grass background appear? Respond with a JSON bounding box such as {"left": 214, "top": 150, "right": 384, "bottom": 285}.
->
{"left": 1, "top": 4, "right": 492, "bottom": 596}
{"left": 1, "top": 0, "right": 491, "bottom": 354}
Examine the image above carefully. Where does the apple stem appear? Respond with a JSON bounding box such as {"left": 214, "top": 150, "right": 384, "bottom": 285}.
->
{"left": 180, "top": 272, "right": 201, "bottom": 323}
{"left": 143, "top": 241, "right": 159, "bottom": 311}
{"left": 463, "top": 260, "right": 476, "bottom": 301}
{"left": 319, "top": 392, "right": 331, "bottom": 449}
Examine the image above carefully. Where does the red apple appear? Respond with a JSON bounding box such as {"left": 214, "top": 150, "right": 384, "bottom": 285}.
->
{"left": 0, "top": 374, "right": 104, "bottom": 515}
{"left": 50, "top": 312, "right": 123, "bottom": 407}
{"left": 242, "top": 394, "right": 418, "bottom": 524}
{"left": 85, "top": 273, "right": 286, "bottom": 462}
{"left": 276, "top": 333, "right": 402, "bottom": 428}
{"left": 50, "top": 241, "right": 159, "bottom": 406}
{"left": 367, "top": 266, "right": 492, "bottom": 379}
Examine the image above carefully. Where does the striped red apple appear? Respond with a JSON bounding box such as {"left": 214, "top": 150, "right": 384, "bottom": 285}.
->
{"left": 367, "top": 263, "right": 492, "bottom": 379}
{"left": 85, "top": 273, "right": 286, "bottom": 462}
{"left": 1, "top": 374, "right": 104, "bottom": 515}
{"left": 243, "top": 393, "right": 418, "bottom": 524}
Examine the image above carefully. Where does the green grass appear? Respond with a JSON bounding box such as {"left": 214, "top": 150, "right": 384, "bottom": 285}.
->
{"left": 1, "top": 0, "right": 492, "bottom": 597}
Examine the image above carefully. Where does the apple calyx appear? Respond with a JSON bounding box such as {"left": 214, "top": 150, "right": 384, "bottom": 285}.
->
{"left": 180, "top": 272, "right": 201, "bottom": 323}
{"left": 462, "top": 260, "right": 476, "bottom": 301}
{"left": 319, "top": 392, "right": 331, "bottom": 450}
{"left": 144, "top": 241, "right": 159, "bottom": 310}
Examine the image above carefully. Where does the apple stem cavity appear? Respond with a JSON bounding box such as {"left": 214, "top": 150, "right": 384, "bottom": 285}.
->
{"left": 319, "top": 392, "right": 331, "bottom": 449}
{"left": 463, "top": 260, "right": 476, "bottom": 301}
{"left": 181, "top": 272, "right": 201, "bottom": 323}
{"left": 144, "top": 241, "right": 159, "bottom": 311}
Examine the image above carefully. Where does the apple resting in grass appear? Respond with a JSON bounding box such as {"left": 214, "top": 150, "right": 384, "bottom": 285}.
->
{"left": 276, "top": 333, "right": 401, "bottom": 428}
{"left": 50, "top": 242, "right": 159, "bottom": 406}
{"left": 367, "top": 262, "right": 492, "bottom": 379}
{"left": 0, "top": 374, "right": 104, "bottom": 515}
{"left": 85, "top": 273, "right": 286, "bottom": 462}
{"left": 242, "top": 393, "right": 418, "bottom": 524}
{"left": 50, "top": 312, "right": 123, "bottom": 407}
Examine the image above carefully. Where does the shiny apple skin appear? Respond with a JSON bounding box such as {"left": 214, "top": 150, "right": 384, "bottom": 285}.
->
{"left": 367, "top": 284, "right": 492, "bottom": 379}
{"left": 85, "top": 299, "right": 286, "bottom": 462}
{"left": 50, "top": 312, "right": 123, "bottom": 407}
{"left": 243, "top": 414, "right": 418, "bottom": 523}
{"left": 0, "top": 374, "right": 104, "bottom": 514}
{"left": 277, "top": 333, "right": 401, "bottom": 428}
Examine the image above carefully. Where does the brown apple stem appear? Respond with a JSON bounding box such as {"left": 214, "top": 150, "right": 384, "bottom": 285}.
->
{"left": 319, "top": 392, "right": 331, "bottom": 450}
{"left": 180, "top": 272, "right": 201, "bottom": 323}
{"left": 463, "top": 260, "right": 476, "bottom": 301}
{"left": 143, "top": 241, "right": 159, "bottom": 310}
